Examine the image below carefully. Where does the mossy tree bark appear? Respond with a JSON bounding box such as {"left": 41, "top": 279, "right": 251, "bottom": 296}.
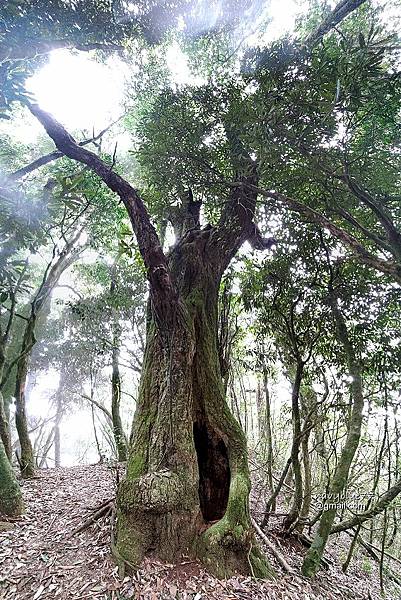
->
{"left": 110, "top": 275, "right": 127, "bottom": 462}
{"left": 30, "top": 104, "right": 275, "bottom": 578}
{"left": 283, "top": 360, "right": 304, "bottom": 531}
{"left": 0, "top": 392, "right": 12, "bottom": 461}
{"left": 301, "top": 285, "right": 365, "bottom": 577}
{"left": 0, "top": 436, "right": 24, "bottom": 517}
{"left": 111, "top": 334, "right": 127, "bottom": 462}
{"left": 14, "top": 317, "right": 36, "bottom": 479}
{"left": 117, "top": 201, "right": 273, "bottom": 577}
{"left": 0, "top": 266, "right": 28, "bottom": 461}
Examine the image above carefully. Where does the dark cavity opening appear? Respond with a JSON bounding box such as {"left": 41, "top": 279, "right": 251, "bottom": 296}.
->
{"left": 193, "top": 421, "right": 230, "bottom": 522}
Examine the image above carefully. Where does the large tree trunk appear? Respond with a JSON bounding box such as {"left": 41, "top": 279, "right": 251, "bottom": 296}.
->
{"left": 30, "top": 104, "right": 274, "bottom": 578}
{"left": 116, "top": 245, "right": 272, "bottom": 578}
{"left": 0, "top": 437, "right": 24, "bottom": 517}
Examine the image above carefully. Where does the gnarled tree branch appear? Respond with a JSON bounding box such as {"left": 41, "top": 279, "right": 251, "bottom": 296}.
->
{"left": 29, "top": 103, "right": 177, "bottom": 327}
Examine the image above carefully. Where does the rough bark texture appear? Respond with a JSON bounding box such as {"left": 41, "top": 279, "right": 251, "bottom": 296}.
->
{"left": 283, "top": 361, "right": 304, "bottom": 531}
{"left": 14, "top": 318, "right": 36, "bottom": 479}
{"left": 0, "top": 437, "right": 24, "bottom": 517}
{"left": 116, "top": 230, "right": 273, "bottom": 578}
{"left": 30, "top": 105, "right": 273, "bottom": 578}
{"left": 14, "top": 231, "right": 82, "bottom": 478}
{"left": 299, "top": 426, "right": 312, "bottom": 532}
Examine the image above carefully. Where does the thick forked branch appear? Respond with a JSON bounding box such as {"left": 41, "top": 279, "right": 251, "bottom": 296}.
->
{"left": 331, "top": 478, "right": 401, "bottom": 534}
{"left": 29, "top": 104, "right": 177, "bottom": 326}
{"left": 209, "top": 170, "right": 260, "bottom": 272}
{"left": 304, "top": 0, "right": 368, "bottom": 48}
{"left": 208, "top": 125, "right": 266, "bottom": 271}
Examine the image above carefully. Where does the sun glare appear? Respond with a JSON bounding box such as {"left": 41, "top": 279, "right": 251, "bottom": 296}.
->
{"left": 27, "top": 50, "right": 127, "bottom": 132}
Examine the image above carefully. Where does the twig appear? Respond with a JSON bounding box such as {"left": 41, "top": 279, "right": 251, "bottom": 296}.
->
{"left": 70, "top": 500, "right": 114, "bottom": 537}
{"left": 251, "top": 517, "right": 296, "bottom": 574}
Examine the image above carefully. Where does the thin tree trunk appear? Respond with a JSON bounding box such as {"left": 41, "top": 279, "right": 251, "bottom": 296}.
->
{"left": 262, "top": 458, "right": 291, "bottom": 528}
{"left": 257, "top": 369, "right": 275, "bottom": 512}
{"left": 0, "top": 391, "right": 12, "bottom": 461}
{"left": 109, "top": 271, "right": 127, "bottom": 462}
{"left": 283, "top": 360, "right": 304, "bottom": 530}
{"left": 298, "top": 426, "right": 312, "bottom": 533}
{"left": 302, "top": 288, "right": 365, "bottom": 577}
{"left": 111, "top": 335, "right": 127, "bottom": 461}
{"left": 14, "top": 231, "right": 83, "bottom": 478}
{"left": 38, "top": 429, "right": 55, "bottom": 468}
{"left": 342, "top": 524, "right": 361, "bottom": 572}
{"left": 14, "top": 319, "right": 35, "bottom": 478}
{"left": 54, "top": 420, "right": 61, "bottom": 468}
{"left": 343, "top": 415, "right": 388, "bottom": 572}
{"left": 0, "top": 437, "right": 24, "bottom": 516}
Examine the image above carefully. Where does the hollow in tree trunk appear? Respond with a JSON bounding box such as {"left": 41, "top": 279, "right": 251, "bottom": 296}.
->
{"left": 116, "top": 244, "right": 272, "bottom": 577}
{"left": 29, "top": 104, "right": 276, "bottom": 578}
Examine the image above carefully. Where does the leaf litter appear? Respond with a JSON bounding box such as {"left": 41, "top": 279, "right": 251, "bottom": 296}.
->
{"left": 0, "top": 465, "right": 398, "bottom": 599}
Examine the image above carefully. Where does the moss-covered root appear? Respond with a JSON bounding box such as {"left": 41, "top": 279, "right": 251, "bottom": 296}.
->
{"left": 0, "top": 439, "right": 24, "bottom": 517}
{"left": 197, "top": 473, "right": 275, "bottom": 579}
{"left": 116, "top": 470, "right": 200, "bottom": 569}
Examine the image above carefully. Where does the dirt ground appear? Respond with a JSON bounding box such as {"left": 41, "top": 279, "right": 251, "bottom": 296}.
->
{"left": 0, "top": 465, "right": 398, "bottom": 599}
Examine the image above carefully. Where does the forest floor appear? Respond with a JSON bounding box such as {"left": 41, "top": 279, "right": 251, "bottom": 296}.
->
{"left": 0, "top": 464, "right": 399, "bottom": 600}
